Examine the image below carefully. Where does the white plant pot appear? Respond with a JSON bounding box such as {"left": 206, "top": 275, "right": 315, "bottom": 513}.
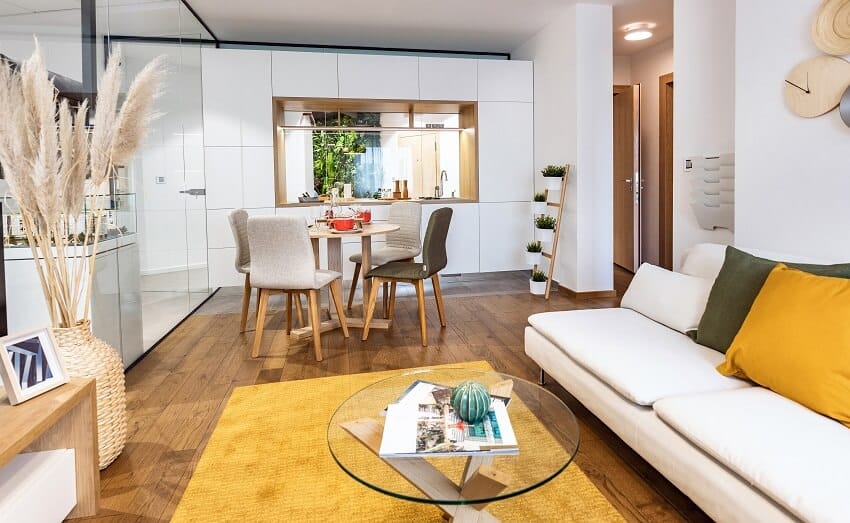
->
{"left": 530, "top": 279, "right": 547, "bottom": 295}
{"left": 536, "top": 227, "right": 554, "bottom": 246}
{"left": 524, "top": 251, "right": 543, "bottom": 267}
{"left": 544, "top": 177, "right": 562, "bottom": 193}
{"left": 531, "top": 201, "right": 547, "bottom": 215}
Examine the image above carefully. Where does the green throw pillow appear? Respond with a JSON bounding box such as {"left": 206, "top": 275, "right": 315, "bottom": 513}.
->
{"left": 696, "top": 246, "right": 850, "bottom": 353}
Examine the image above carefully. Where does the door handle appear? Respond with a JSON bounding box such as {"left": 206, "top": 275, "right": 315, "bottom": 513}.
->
{"left": 179, "top": 188, "right": 206, "bottom": 197}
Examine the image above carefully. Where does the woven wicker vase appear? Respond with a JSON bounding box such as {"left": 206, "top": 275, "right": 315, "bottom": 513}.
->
{"left": 52, "top": 321, "right": 127, "bottom": 469}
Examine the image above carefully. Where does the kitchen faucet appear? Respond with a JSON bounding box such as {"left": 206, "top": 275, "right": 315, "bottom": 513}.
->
{"left": 437, "top": 170, "right": 448, "bottom": 198}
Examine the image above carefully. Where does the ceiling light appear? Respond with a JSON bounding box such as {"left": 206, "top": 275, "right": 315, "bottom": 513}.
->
{"left": 621, "top": 22, "right": 655, "bottom": 42}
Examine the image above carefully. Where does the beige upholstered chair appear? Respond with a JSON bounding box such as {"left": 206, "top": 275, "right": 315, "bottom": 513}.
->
{"left": 228, "top": 209, "right": 304, "bottom": 332}
{"left": 347, "top": 202, "right": 422, "bottom": 313}
{"left": 248, "top": 216, "right": 348, "bottom": 361}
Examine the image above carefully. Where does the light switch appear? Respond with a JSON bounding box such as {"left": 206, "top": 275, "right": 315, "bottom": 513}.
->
{"left": 155, "top": 176, "right": 166, "bottom": 184}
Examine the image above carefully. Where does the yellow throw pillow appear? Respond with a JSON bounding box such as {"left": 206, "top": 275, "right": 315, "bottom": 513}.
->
{"left": 717, "top": 263, "right": 850, "bottom": 427}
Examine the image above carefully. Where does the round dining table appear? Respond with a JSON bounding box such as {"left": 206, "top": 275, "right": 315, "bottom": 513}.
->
{"left": 295, "top": 222, "right": 401, "bottom": 338}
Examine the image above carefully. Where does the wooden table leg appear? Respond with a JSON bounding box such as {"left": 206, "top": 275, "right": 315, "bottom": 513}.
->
{"left": 327, "top": 237, "right": 342, "bottom": 317}
{"left": 361, "top": 235, "right": 373, "bottom": 308}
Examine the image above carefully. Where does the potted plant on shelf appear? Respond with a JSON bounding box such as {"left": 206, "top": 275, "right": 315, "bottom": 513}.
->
{"left": 542, "top": 164, "right": 567, "bottom": 192}
{"left": 525, "top": 241, "right": 543, "bottom": 267}
{"left": 535, "top": 214, "right": 557, "bottom": 246}
{"left": 531, "top": 192, "right": 547, "bottom": 215}
{"left": 0, "top": 43, "right": 163, "bottom": 469}
{"left": 530, "top": 270, "right": 548, "bottom": 295}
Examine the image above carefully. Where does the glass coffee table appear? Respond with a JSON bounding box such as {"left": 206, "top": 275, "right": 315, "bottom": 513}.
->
{"left": 327, "top": 368, "right": 580, "bottom": 522}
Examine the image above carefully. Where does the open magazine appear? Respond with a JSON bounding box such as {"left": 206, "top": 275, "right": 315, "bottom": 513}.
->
{"left": 379, "top": 380, "right": 518, "bottom": 457}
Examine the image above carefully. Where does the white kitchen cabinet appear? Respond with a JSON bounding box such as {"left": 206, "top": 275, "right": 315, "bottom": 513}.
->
{"left": 477, "top": 102, "right": 534, "bottom": 203}
{"left": 420, "top": 203, "right": 479, "bottom": 275}
{"left": 419, "top": 57, "right": 477, "bottom": 101}
{"left": 204, "top": 147, "right": 243, "bottom": 209}
{"left": 338, "top": 54, "right": 419, "bottom": 100}
{"left": 478, "top": 202, "right": 532, "bottom": 272}
{"left": 242, "top": 146, "right": 275, "bottom": 208}
{"left": 477, "top": 60, "right": 533, "bottom": 102}
{"left": 201, "top": 49, "right": 241, "bottom": 146}
{"left": 272, "top": 51, "right": 338, "bottom": 98}
{"left": 207, "top": 247, "right": 243, "bottom": 288}
{"left": 202, "top": 48, "right": 273, "bottom": 147}
{"left": 116, "top": 243, "right": 144, "bottom": 368}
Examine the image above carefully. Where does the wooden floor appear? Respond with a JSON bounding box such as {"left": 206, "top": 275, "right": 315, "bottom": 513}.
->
{"left": 74, "top": 269, "right": 710, "bottom": 523}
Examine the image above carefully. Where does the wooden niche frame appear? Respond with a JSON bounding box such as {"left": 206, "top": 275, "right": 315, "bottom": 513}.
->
{"left": 272, "top": 98, "right": 478, "bottom": 206}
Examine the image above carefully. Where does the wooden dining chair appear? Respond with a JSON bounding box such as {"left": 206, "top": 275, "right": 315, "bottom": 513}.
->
{"left": 361, "top": 207, "right": 452, "bottom": 347}
{"left": 347, "top": 202, "right": 422, "bottom": 315}
{"left": 228, "top": 209, "right": 305, "bottom": 332}
{"left": 247, "top": 216, "right": 348, "bottom": 361}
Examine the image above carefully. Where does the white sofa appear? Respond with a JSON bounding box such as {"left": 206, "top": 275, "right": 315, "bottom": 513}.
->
{"left": 524, "top": 243, "right": 850, "bottom": 523}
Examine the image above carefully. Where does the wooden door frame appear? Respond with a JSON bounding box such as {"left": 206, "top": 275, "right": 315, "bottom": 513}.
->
{"left": 658, "top": 73, "right": 674, "bottom": 270}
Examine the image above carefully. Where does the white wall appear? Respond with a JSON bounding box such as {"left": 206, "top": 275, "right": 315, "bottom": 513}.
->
{"left": 630, "top": 38, "right": 673, "bottom": 265}
{"left": 0, "top": 11, "right": 82, "bottom": 82}
{"left": 672, "top": 0, "right": 735, "bottom": 267}
{"left": 513, "top": 3, "right": 614, "bottom": 292}
{"left": 614, "top": 55, "right": 632, "bottom": 84}
{"left": 736, "top": 0, "right": 850, "bottom": 261}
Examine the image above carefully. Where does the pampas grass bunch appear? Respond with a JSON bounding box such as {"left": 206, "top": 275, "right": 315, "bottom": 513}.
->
{"left": 0, "top": 41, "right": 163, "bottom": 328}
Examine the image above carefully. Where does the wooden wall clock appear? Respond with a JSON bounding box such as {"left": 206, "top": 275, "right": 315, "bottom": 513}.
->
{"left": 784, "top": 56, "right": 850, "bottom": 117}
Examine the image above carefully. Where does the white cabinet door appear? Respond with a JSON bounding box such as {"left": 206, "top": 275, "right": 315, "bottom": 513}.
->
{"left": 479, "top": 202, "right": 532, "bottom": 272}
{"left": 205, "top": 147, "right": 243, "bottom": 209}
{"left": 477, "top": 60, "right": 533, "bottom": 102}
{"left": 239, "top": 51, "right": 273, "bottom": 147}
{"left": 242, "top": 146, "right": 275, "bottom": 208}
{"left": 208, "top": 247, "right": 243, "bottom": 287}
{"left": 202, "top": 49, "right": 272, "bottom": 147}
{"left": 90, "top": 250, "right": 122, "bottom": 358}
{"left": 338, "top": 54, "right": 419, "bottom": 100}
{"left": 116, "top": 243, "right": 144, "bottom": 368}
{"left": 419, "top": 57, "right": 477, "bottom": 101}
{"left": 420, "top": 203, "right": 479, "bottom": 275}
{"left": 478, "top": 102, "right": 534, "bottom": 202}
{"left": 202, "top": 48, "right": 241, "bottom": 146}
{"left": 272, "top": 51, "right": 338, "bottom": 98}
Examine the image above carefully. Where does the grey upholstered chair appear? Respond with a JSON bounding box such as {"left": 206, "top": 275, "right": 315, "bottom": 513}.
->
{"left": 229, "top": 209, "right": 304, "bottom": 333}
{"left": 362, "top": 207, "right": 452, "bottom": 347}
{"left": 347, "top": 202, "right": 422, "bottom": 314}
{"left": 247, "top": 216, "right": 348, "bottom": 361}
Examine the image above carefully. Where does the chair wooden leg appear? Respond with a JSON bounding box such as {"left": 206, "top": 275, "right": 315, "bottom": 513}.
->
{"left": 361, "top": 277, "right": 382, "bottom": 341}
{"left": 240, "top": 274, "right": 251, "bottom": 333}
{"left": 382, "top": 282, "right": 390, "bottom": 319}
{"left": 348, "top": 263, "right": 361, "bottom": 310}
{"left": 285, "top": 292, "right": 293, "bottom": 335}
{"left": 295, "top": 292, "right": 305, "bottom": 327}
{"left": 308, "top": 290, "right": 323, "bottom": 362}
{"left": 387, "top": 282, "right": 397, "bottom": 321}
{"left": 329, "top": 280, "right": 349, "bottom": 338}
{"left": 251, "top": 288, "right": 270, "bottom": 358}
{"left": 415, "top": 279, "right": 427, "bottom": 347}
{"left": 432, "top": 275, "right": 446, "bottom": 327}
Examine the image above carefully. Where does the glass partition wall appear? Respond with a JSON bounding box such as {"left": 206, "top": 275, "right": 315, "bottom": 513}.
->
{"left": 101, "top": 0, "right": 214, "bottom": 350}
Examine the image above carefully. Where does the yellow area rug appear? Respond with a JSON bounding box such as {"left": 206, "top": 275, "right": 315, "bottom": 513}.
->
{"left": 172, "top": 362, "right": 624, "bottom": 522}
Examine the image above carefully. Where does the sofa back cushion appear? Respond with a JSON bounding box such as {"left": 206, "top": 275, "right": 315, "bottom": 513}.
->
{"left": 717, "top": 264, "right": 850, "bottom": 428}
{"left": 621, "top": 263, "right": 712, "bottom": 335}
{"left": 697, "top": 247, "right": 850, "bottom": 353}
{"left": 680, "top": 242, "right": 829, "bottom": 282}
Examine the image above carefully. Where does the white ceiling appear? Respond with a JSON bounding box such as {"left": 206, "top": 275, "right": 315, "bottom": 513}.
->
{"left": 0, "top": 0, "right": 673, "bottom": 56}
{"left": 613, "top": 0, "right": 673, "bottom": 55}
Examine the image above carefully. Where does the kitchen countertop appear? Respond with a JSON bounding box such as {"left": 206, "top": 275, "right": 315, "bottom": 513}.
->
{"left": 278, "top": 197, "right": 474, "bottom": 208}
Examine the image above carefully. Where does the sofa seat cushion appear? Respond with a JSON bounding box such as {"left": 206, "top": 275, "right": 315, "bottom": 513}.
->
{"left": 654, "top": 388, "right": 850, "bottom": 523}
{"left": 527, "top": 308, "right": 749, "bottom": 406}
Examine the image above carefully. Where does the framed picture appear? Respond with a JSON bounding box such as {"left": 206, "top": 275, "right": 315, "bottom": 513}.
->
{"left": 0, "top": 328, "right": 68, "bottom": 405}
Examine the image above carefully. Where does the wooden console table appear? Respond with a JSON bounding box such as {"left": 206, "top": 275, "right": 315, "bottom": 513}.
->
{"left": 0, "top": 378, "right": 99, "bottom": 518}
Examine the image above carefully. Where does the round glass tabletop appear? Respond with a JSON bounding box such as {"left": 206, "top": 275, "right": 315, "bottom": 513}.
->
{"left": 327, "top": 368, "right": 580, "bottom": 506}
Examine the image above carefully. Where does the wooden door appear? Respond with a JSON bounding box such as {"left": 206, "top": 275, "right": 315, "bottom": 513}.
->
{"left": 659, "top": 74, "right": 674, "bottom": 269}
{"left": 613, "top": 85, "right": 641, "bottom": 272}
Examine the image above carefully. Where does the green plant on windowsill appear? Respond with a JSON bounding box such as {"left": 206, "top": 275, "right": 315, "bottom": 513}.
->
{"left": 533, "top": 192, "right": 547, "bottom": 202}
{"left": 541, "top": 164, "right": 567, "bottom": 178}
{"left": 526, "top": 241, "right": 542, "bottom": 253}
{"left": 531, "top": 270, "right": 548, "bottom": 282}
{"left": 535, "top": 215, "right": 557, "bottom": 229}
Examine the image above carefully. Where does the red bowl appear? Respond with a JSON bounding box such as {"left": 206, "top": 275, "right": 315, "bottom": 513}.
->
{"left": 359, "top": 210, "right": 372, "bottom": 224}
{"left": 334, "top": 218, "right": 355, "bottom": 231}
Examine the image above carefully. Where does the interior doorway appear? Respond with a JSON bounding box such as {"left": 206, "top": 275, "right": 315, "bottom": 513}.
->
{"left": 659, "top": 73, "right": 674, "bottom": 269}
{"left": 613, "top": 84, "right": 641, "bottom": 273}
